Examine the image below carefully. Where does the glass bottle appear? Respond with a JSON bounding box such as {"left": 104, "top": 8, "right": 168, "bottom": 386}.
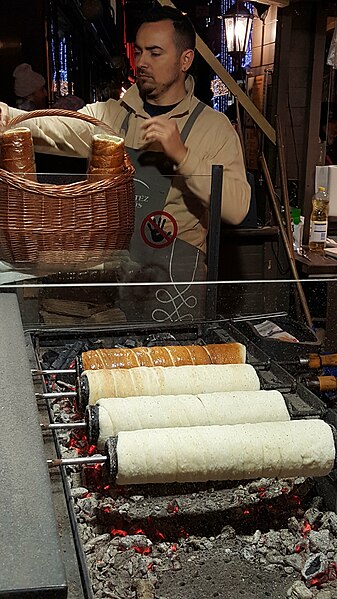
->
{"left": 308, "top": 186, "right": 329, "bottom": 252}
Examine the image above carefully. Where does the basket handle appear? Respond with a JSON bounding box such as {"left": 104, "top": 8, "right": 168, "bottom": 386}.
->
{"left": 6, "top": 108, "right": 119, "bottom": 137}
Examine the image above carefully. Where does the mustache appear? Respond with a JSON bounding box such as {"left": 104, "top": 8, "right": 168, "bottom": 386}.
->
{"left": 136, "top": 69, "right": 152, "bottom": 77}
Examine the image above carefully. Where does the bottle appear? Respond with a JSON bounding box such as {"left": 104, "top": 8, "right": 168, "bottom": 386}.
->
{"left": 308, "top": 186, "right": 329, "bottom": 252}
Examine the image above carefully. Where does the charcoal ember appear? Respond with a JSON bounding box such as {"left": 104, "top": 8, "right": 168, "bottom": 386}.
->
{"left": 284, "top": 554, "right": 304, "bottom": 572}
{"left": 42, "top": 330, "right": 337, "bottom": 598}
{"left": 320, "top": 512, "right": 337, "bottom": 535}
{"left": 301, "top": 552, "right": 329, "bottom": 582}
{"left": 83, "top": 533, "right": 111, "bottom": 554}
{"left": 288, "top": 516, "right": 302, "bottom": 535}
{"left": 304, "top": 507, "right": 323, "bottom": 527}
{"left": 41, "top": 349, "right": 59, "bottom": 368}
{"left": 242, "top": 546, "right": 257, "bottom": 562}
{"left": 171, "top": 559, "right": 182, "bottom": 571}
{"left": 71, "top": 486, "right": 89, "bottom": 499}
{"left": 132, "top": 578, "right": 156, "bottom": 599}
{"left": 51, "top": 340, "right": 88, "bottom": 370}
{"left": 221, "top": 525, "right": 236, "bottom": 539}
{"left": 286, "top": 581, "right": 314, "bottom": 598}
{"left": 123, "top": 338, "right": 137, "bottom": 348}
{"left": 280, "top": 529, "right": 297, "bottom": 548}
{"left": 117, "top": 534, "right": 152, "bottom": 552}
{"left": 144, "top": 333, "right": 177, "bottom": 346}
{"left": 308, "top": 529, "right": 331, "bottom": 554}
{"left": 77, "top": 495, "right": 99, "bottom": 523}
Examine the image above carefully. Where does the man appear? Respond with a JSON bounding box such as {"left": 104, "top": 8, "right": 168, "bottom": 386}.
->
{"left": 0, "top": 6, "right": 250, "bottom": 322}
{"left": 13, "top": 63, "right": 47, "bottom": 111}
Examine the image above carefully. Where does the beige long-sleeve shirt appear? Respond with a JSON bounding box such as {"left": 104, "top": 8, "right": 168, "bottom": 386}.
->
{"left": 7, "top": 76, "right": 250, "bottom": 253}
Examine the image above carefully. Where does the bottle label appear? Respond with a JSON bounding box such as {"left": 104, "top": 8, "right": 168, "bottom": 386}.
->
{"left": 309, "top": 221, "right": 328, "bottom": 243}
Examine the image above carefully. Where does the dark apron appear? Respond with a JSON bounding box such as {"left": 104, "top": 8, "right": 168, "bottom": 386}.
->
{"left": 118, "top": 102, "right": 207, "bottom": 323}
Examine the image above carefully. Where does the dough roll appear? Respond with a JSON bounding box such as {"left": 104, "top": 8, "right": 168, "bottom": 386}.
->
{"left": 81, "top": 363, "right": 260, "bottom": 405}
{"left": 95, "top": 390, "right": 289, "bottom": 449}
{"left": 114, "top": 420, "right": 335, "bottom": 485}
{"left": 81, "top": 342, "right": 246, "bottom": 370}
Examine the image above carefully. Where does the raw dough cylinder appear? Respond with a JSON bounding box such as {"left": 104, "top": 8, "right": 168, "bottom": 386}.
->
{"left": 95, "top": 390, "right": 289, "bottom": 449}
{"left": 82, "top": 363, "right": 260, "bottom": 405}
{"left": 115, "top": 420, "right": 335, "bottom": 485}
{"left": 81, "top": 342, "right": 246, "bottom": 370}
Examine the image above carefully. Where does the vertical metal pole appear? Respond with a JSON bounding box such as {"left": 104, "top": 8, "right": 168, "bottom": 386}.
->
{"left": 205, "top": 165, "right": 223, "bottom": 320}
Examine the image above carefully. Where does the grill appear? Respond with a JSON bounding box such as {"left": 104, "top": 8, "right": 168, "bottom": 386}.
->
{"left": 4, "top": 292, "right": 337, "bottom": 598}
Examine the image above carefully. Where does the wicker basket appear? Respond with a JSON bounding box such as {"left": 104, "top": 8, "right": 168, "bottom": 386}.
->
{"left": 0, "top": 108, "right": 135, "bottom": 269}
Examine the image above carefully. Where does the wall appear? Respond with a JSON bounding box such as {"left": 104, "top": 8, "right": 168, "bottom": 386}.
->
{"left": 0, "top": 0, "right": 46, "bottom": 105}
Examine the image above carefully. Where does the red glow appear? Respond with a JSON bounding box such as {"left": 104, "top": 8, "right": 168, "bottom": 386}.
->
{"left": 167, "top": 500, "right": 179, "bottom": 513}
{"left": 155, "top": 531, "right": 165, "bottom": 540}
{"left": 111, "top": 529, "right": 128, "bottom": 537}
{"left": 133, "top": 528, "right": 145, "bottom": 535}
{"left": 308, "top": 562, "right": 337, "bottom": 587}
{"left": 243, "top": 509, "right": 250, "bottom": 515}
{"left": 87, "top": 444, "right": 98, "bottom": 456}
{"left": 148, "top": 563, "right": 154, "bottom": 571}
{"left": 179, "top": 528, "right": 189, "bottom": 539}
{"left": 258, "top": 487, "right": 266, "bottom": 498}
{"left": 301, "top": 521, "right": 312, "bottom": 536}
{"left": 171, "top": 544, "right": 177, "bottom": 552}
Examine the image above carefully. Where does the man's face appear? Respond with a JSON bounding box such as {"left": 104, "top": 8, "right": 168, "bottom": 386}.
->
{"left": 134, "top": 20, "right": 192, "bottom": 102}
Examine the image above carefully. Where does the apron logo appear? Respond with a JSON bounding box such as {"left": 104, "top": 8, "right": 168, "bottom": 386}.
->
{"left": 140, "top": 211, "right": 178, "bottom": 249}
{"left": 135, "top": 194, "right": 149, "bottom": 208}
{"left": 134, "top": 178, "right": 150, "bottom": 208}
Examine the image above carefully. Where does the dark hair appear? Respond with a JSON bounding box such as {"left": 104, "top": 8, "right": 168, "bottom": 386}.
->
{"left": 138, "top": 5, "right": 196, "bottom": 52}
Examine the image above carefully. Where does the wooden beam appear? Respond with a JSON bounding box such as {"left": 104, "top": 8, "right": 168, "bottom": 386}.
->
{"left": 253, "top": 0, "right": 289, "bottom": 7}
{"left": 158, "top": 0, "right": 276, "bottom": 145}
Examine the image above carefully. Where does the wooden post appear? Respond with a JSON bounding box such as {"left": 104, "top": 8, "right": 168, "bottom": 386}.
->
{"left": 158, "top": 0, "right": 276, "bottom": 144}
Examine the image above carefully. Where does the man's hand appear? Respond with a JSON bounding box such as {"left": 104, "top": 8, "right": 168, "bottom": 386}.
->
{"left": 0, "top": 103, "right": 10, "bottom": 129}
{"left": 140, "top": 116, "right": 187, "bottom": 165}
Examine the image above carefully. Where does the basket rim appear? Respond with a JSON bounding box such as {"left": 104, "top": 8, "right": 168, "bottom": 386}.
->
{"left": 0, "top": 160, "right": 135, "bottom": 197}
{"left": 0, "top": 107, "right": 135, "bottom": 196}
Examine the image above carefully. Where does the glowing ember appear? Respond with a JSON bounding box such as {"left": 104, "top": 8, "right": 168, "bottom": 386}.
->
{"left": 111, "top": 529, "right": 128, "bottom": 537}
{"left": 301, "top": 520, "right": 312, "bottom": 536}
{"left": 257, "top": 487, "right": 266, "bottom": 498}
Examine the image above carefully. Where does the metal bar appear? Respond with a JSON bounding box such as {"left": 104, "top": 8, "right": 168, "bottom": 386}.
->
{"left": 47, "top": 456, "right": 107, "bottom": 467}
{"left": 260, "top": 153, "right": 313, "bottom": 329}
{"left": 36, "top": 391, "right": 77, "bottom": 399}
{"left": 205, "top": 165, "right": 223, "bottom": 320}
{"left": 41, "top": 381, "right": 94, "bottom": 599}
{"left": 32, "top": 368, "right": 76, "bottom": 375}
{"left": 41, "top": 422, "right": 86, "bottom": 430}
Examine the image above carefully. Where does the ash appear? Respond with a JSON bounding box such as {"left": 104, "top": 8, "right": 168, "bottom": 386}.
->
{"left": 50, "top": 396, "right": 337, "bottom": 599}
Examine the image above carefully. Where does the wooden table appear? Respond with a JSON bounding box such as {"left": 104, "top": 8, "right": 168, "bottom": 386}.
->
{"left": 295, "top": 249, "right": 337, "bottom": 351}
